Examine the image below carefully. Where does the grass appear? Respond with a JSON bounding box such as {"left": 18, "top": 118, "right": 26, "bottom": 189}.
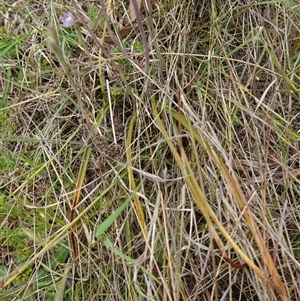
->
{"left": 1, "top": 0, "right": 300, "bottom": 300}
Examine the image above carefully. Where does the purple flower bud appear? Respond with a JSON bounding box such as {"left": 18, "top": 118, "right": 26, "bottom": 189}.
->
{"left": 61, "top": 12, "right": 75, "bottom": 27}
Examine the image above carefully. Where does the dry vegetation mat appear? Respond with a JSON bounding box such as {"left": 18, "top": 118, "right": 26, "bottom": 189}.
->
{"left": 1, "top": 0, "right": 300, "bottom": 300}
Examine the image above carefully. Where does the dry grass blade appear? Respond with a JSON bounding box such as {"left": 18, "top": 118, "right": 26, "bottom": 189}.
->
{"left": 70, "top": 146, "right": 92, "bottom": 264}
{"left": 126, "top": 112, "right": 148, "bottom": 239}
{"left": 129, "top": 0, "right": 142, "bottom": 23}
{"left": 152, "top": 99, "right": 289, "bottom": 300}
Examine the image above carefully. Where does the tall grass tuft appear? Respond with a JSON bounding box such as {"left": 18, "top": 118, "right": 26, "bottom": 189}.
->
{"left": 1, "top": 0, "right": 300, "bottom": 300}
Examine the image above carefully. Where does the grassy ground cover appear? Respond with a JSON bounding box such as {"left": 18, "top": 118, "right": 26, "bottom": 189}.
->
{"left": 1, "top": 0, "right": 300, "bottom": 300}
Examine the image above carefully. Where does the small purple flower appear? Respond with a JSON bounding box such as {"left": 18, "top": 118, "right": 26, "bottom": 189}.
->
{"left": 61, "top": 12, "right": 75, "bottom": 27}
